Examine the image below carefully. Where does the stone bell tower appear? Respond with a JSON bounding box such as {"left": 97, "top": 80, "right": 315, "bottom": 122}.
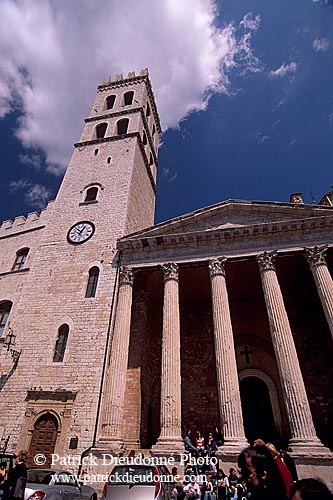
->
{"left": 55, "top": 67, "right": 161, "bottom": 239}
{"left": 0, "top": 69, "right": 161, "bottom": 463}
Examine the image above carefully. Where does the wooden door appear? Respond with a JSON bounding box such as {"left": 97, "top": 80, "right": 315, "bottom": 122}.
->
{"left": 27, "top": 413, "right": 58, "bottom": 468}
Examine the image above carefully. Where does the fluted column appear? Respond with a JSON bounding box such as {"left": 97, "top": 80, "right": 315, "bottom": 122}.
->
{"left": 152, "top": 262, "right": 184, "bottom": 454}
{"left": 305, "top": 245, "right": 333, "bottom": 340}
{"left": 257, "top": 251, "right": 331, "bottom": 455}
{"left": 209, "top": 258, "right": 248, "bottom": 454}
{"left": 99, "top": 266, "right": 134, "bottom": 450}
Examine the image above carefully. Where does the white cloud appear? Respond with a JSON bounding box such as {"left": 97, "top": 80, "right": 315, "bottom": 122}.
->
{"left": 0, "top": 0, "right": 260, "bottom": 175}
{"left": 269, "top": 62, "right": 297, "bottom": 79}
{"left": 9, "top": 179, "right": 51, "bottom": 208}
{"left": 313, "top": 38, "right": 329, "bottom": 52}
{"left": 19, "top": 153, "right": 42, "bottom": 170}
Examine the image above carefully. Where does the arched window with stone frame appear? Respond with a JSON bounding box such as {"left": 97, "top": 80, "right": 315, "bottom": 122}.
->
{"left": 95, "top": 122, "right": 108, "bottom": 139}
{"left": 106, "top": 94, "right": 116, "bottom": 110}
{"left": 0, "top": 301, "right": 12, "bottom": 337}
{"left": 117, "top": 118, "right": 129, "bottom": 135}
{"left": 12, "top": 248, "right": 29, "bottom": 271}
{"left": 85, "top": 266, "right": 100, "bottom": 298}
{"left": 84, "top": 186, "right": 99, "bottom": 203}
{"left": 53, "top": 324, "right": 69, "bottom": 362}
{"left": 123, "top": 91, "right": 134, "bottom": 106}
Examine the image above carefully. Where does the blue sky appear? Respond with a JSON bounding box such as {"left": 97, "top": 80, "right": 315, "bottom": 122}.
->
{"left": 0, "top": 0, "right": 333, "bottom": 225}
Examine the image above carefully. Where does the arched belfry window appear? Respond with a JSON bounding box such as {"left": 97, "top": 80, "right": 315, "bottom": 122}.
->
{"left": 86, "top": 266, "right": 100, "bottom": 298}
{"left": 106, "top": 95, "right": 116, "bottom": 110}
{"left": 0, "top": 301, "right": 12, "bottom": 337}
{"left": 117, "top": 118, "right": 129, "bottom": 135}
{"left": 12, "top": 248, "right": 29, "bottom": 271}
{"left": 53, "top": 324, "right": 69, "bottom": 362}
{"left": 85, "top": 186, "right": 98, "bottom": 202}
{"left": 96, "top": 122, "right": 108, "bottom": 139}
{"left": 124, "top": 91, "right": 134, "bottom": 106}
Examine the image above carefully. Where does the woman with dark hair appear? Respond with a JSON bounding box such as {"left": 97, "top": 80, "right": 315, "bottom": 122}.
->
{"left": 238, "top": 445, "right": 288, "bottom": 500}
{"left": 290, "top": 478, "right": 333, "bottom": 500}
{"left": 228, "top": 468, "right": 239, "bottom": 499}
{"left": 2, "top": 450, "right": 27, "bottom": 500}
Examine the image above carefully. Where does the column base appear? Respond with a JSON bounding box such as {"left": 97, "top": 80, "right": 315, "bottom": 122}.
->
{"left": 288, "top": 437, "right": 333, "bottom": 458}
{"left": 151, "top": 436, "right": 185, "bottom": 457}
{"left": 96, "top": 437, "right": 126, "bottom": 454}
{"left": 219, "top": 437, "right": 249, "bottom": 456}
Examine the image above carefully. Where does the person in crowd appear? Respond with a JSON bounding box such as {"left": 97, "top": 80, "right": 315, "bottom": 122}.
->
{"left": 172, "top": 479, "right": 186, "bottom": 500}
{"left": 265, "top": 442, "right": 294, "bottom": 497}
{"left": 206, "top": 432, "right": 217, "bottom": 457}
{"left": 228, "top": 468, "right": 239, "bottom": 498}
{"left": 213, "top": 426, "right": 224, "bottom": 446}
{"left": 290, "top": 478, "right": 333, "bottom": 500}
{"left": 196, "top": 431, "right": 205, "bottom": 451}
{"left": 238, "top": 445, "right": 288, "bottom": 500}
{"left": 253, "top": 438, "right": 266, "bottom": 447}
{"left": 280, "top": 449, "right": 298, "bottom": 482}
{"left": 183, "top": 476, "right": 201, "bottom": 499}
{"left": 215, "top": 469, "right": 229, "bottom": 500}
{"left": 0, "top": 463, "right": 7, "bottom": 491}
{"left": 237, "top": 479, "right": 248, "bottom": 500}
{"left": 184, "top": 429, "right": 198, "bottom": 455}
{"left": 2, "top": 451, "right": 27, "bottom": 500}
{"left": 184, "top": 462, "right": 198, "bottom": 484}
{"left": 202, "top": 474, "right": 214, "bottom": 500}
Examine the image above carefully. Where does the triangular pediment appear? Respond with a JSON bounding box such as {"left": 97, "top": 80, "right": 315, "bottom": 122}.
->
{"left": 120, "top": 199, "right": 333, "bottom": 241}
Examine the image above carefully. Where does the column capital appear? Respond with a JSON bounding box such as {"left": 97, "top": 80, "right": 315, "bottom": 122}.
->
{"left": 162, "top": 262, "right": 179, "bottom": 282}
{"left": 304, "top": 245, "right": 328, "bottom": 268}
{"left": 257, "top": 250, "right": 278, "bottom": 272}
{"left": 119, "top": 266, "right": 134, "bottom": 287}
{"left": 209, "top": 257, "right": 227, "bottom": 278}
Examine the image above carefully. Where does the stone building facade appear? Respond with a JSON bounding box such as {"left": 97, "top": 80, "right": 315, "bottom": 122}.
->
{"left": 0, "top": 70, "right": 332, "bottom": 482}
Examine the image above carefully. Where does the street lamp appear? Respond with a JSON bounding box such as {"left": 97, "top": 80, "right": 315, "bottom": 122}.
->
{"left": 2, "top": 327, "right": 21, "bottom": 364}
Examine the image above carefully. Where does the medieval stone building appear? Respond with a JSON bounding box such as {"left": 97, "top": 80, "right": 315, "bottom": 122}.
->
{"left": 0, "top": 70, "right": 332, "bottom": 481}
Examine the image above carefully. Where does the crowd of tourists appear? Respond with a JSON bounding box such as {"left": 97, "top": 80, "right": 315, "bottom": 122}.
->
{"left": 171, "top": 431, "right": 333, "bottom": 500}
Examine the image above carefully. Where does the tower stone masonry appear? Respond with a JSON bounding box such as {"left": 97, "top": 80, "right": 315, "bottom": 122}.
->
{"left": 0, "top": 69, "right": 333, "bottom": 485}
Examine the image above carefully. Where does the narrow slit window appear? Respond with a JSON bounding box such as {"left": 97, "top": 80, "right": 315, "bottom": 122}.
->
{"left": 86, "top": 266, "right": 100, "bottom": 298}
{"left": 12, "top": 248, "right": 29, "bottom": 271}
{"left": 117, "top": 118, "right": 129, "bottom": 135}
{"left": 149, "top": 153, "right": 154, "bottom": 165}
{"left": 146, "top": 103, "right": 151, "bottom": 117}
{"left": 53, "top": 324, "right": 69, "bottom": 362}
{"left": 96, "top": 123, "right": 108, "bottom": 139}
{"left": 107, "top": 156, "right": 112, "bottom": 164}
{"left": 143, "top": 131, "right": 147, "bottom": 145}
{"left": 85, "top": 187, "right": 98, "bottom": 202}
{"left": 152, "top": 124, "right": 156, "bottom": 136}
{"left": 106, "top": 95, "right": 116, "bottom": 109}
{"left": 124, "top": 91, "right": 134, "bottom": 106}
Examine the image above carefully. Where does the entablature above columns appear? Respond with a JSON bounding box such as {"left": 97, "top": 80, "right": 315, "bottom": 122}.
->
{"left": 118, "top": 215, "right": 333, "bottom": 266}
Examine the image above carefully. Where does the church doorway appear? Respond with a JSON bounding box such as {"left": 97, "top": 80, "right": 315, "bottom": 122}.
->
{"left": 27, "top": 413, "right": 59, "bottom": 468}
{"left": 240, "top": 376, "right": 278, "bottom": 444}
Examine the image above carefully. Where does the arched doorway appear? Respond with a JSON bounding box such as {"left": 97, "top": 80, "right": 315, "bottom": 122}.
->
{"left": 240, "top": 377, "right": 278, "bottom": 444}
{"left": 27, "top": 413, "right": 59, "bottom": 468}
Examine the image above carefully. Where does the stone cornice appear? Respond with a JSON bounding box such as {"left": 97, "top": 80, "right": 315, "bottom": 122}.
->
{"left": 0, "top": 225, "right": 45, "bottom": 241}
{"left": 74, "top": 132, "right": 157, "bottom": 194}
{"left": 117, "top": 214, "right": 333, "bottom": 253}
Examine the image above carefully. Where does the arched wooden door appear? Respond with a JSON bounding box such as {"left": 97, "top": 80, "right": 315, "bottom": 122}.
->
{"left": 27, "top": 413, "right": 58, "bottom": 468}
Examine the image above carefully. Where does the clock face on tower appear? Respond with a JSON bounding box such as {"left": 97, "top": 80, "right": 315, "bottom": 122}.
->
{"left": 67, "top": 221, "right": 95, "bottom": 244}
